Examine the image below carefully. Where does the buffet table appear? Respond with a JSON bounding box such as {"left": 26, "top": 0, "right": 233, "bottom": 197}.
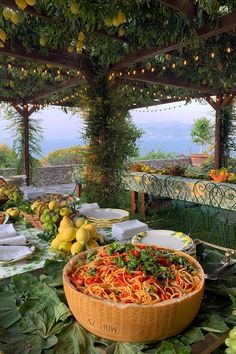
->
{"left": 125, "top": 173, "right": 236, "bottom": 215}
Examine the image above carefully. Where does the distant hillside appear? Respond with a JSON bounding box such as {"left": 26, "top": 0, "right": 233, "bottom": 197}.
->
{"left": 136, "top": 121, "right": 193, "bottom": 140}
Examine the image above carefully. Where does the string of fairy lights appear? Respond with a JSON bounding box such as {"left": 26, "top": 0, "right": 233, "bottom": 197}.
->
{"left": 0, "top": 45, "right": 234, "bottom": 109}
{"left": 109, "top": 46, "right": 234, "bottom": 80}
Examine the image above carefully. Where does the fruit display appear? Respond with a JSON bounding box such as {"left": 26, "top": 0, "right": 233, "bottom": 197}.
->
{"left": 0, "top": 178, "right": 23, "bottom": 207}
{"left": 225, "top": 326, "right": 236, "bottom": 354}
{"left": 50, "top": 216, "right": 104, "bottom": 255}
{"left": 19, "top": 193, "right": 77, "bottom": 234}
{"left": 6, "top": 207, "right": 20, "bottom": 219}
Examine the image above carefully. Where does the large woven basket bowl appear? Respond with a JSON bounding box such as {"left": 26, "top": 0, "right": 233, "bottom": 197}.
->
{"left": 63, "top": 246, "right": 204, "bottom": 343}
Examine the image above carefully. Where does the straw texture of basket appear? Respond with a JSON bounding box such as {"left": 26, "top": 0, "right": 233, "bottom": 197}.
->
{"left": 0, "top": 178, "right": 9, "bottom": 206}
{"left": 63, "top": 247, "right": 205, "bottom": 342}
{"left": 21, "top": 212, "right": 43, "bottom": 230}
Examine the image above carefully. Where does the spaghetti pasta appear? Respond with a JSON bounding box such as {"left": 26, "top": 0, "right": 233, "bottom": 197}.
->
{"left": 69, "top": 243, "right": 201, "bottom": 305}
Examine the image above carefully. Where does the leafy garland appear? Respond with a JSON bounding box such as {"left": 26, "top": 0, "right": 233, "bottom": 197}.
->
{"left": 221, "top": 103, "right": 236, "bottom": 166}
{"left": 78, "top": 72, "right": 142, "bottom": 207}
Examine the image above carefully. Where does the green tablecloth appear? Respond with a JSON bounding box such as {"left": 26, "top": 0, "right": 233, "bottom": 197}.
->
{"left": 126, "top": 173, "right": 236, "bottom": 210}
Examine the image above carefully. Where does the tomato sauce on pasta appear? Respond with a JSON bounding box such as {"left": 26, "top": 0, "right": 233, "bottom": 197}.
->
{"left": 69, "top": 243, "right": 201, "bottom": 305}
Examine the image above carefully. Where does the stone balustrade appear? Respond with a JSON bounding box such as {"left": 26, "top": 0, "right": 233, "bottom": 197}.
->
{"left": 0, "top": 157, "right": 190, "bottom": 186}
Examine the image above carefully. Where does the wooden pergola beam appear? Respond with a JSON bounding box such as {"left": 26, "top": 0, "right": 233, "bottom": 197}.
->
{"left": 159, "top": 0, "right": 197, "bottom": 18}
{"left": 27, "top": 77, "right": 85, "bottom": 103}
{"left": 112, "top": 11, "right": 236, "bottom": 70}
{"left": 120, "top": 72, "right": 215, "bottom": 94}
{"left": 0, "top": 44, "right": 84, "bottom": 70}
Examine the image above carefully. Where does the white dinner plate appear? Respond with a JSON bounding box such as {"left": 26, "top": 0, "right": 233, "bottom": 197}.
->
{"left": 84, "top": 208, "right": 129, "bottom": 221}
{"left": 132, "top": 230, "right": 194, "bottom": 251}
{"left": 0, "top": 245, "right": 35, "bottom": 264}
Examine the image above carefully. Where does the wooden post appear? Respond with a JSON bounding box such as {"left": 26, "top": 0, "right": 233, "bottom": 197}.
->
{"left": 214, "top": 97, "right": 222, "bottom": 169}
{"left": 130, "top": 190, "right": 139, "bottom": 214}
{"left": 12, "top": 104, "right": 36, "bottom": 186}
{"left": 22, "top": 105, "right": 30, "bottom": 186}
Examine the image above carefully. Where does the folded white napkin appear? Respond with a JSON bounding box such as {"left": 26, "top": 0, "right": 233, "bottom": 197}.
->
{"left": 0, "top": 224, "right": 16, "bottom": 239}
{"left": 78, "top": 203, "right": 99, "bottom": 215}
{"left": 0, "top": 235, "right": 26, "bottom": 246}
{"left": 112, "top": 219, "right": 148, "bottom": 241}
{"left": 0, "top": 245, "right": 35, "bottom": 262}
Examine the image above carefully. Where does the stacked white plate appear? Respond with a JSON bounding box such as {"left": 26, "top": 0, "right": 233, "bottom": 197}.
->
{"left": 83, "top": 208, "right": 129, "bottom": 227}
{"left": 132, "top": 230, "right": 196, "bottom": 257}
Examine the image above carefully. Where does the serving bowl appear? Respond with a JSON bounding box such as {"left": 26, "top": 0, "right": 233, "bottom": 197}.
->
{"left": 63, "top": 246, "right": 204, "bottom": 342}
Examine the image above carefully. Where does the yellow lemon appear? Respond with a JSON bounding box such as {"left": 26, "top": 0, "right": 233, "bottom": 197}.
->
{"left": 58, "top": 241, "right": 72, "bottom": 252}
{"left": 71, "top": 242, "right": 84, "bottom": 255}
{"left": 74, "top": 218, "right": 85, "bottom": 228}
{"left": 48, "top": 200, "right": 58, "bottom": 211}
{"left": 26, "top": 0, "right": 36, "bottom": 5}
{"left": 76, "top": 40, "right": 83, "bottom": 50}
{"left": 78, "top": 31, "right": 84, "bottom": 42}
{"left": 50, "top": 236, "right": 61, "bottom": 250}
{"left": 104, "top": 17, "right": 113, "bottom": 27}
{"left": 60, "top": 216, "right": 73, "bottom": 228}
{"left": 67, "top": 45, "right": 74, "bottom": 53}
{"left": 60, "top": 227, "right": 76, "bottom": 242}
{"left": 0, "top": 29, "right": 7, "bottom": 43}
{"left": 112, "top": 17, "right": 120, "bottom": 27}
{"left": 76, "top": 227, "right": 90, "bottom": 245}
{"left": 3, "top": 8, "right": 12, "bottom": 20}
{"left": 70, "top": 2, "right": 79, "bottom": 15}
{"left": 10, "top": 11, "right": 20, "bottom": 25}
{"left": 83, "top": 223, "right": 97, "bottom": 238}
{"left": 39, "top": 35, "right": 46, "bottom": 47}
{"left": 15, "top": 0, "right": 27, "bottom": 10}
{"left": 117, "top": 11, "right": 126, "bottom": 24}
{"left": 118, "top": 28, "right": 125, "bottom": 37}
{"left": 87, "top": 239, "right": 98, "bottom": 249}
{"left": 60, "top": 207, "right": 72, "bottom": 217}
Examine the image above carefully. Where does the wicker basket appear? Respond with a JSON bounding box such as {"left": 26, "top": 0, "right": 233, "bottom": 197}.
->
{"left": 0, "top": 178, "right": 8, "bottom": 206}
{"left": 63, "top": 246, "right": 205, "bottom": 342}
{"left": 21, "top": 212, "right": 43, "bottom": 230}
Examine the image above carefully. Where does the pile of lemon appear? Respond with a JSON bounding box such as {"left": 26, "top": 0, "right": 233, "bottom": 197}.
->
{"left": 50, "top": 216, "right": 103, "bottom": 255}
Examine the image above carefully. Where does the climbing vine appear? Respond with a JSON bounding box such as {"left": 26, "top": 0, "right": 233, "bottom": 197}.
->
{"left": 78, "top": 72, "right": 142, "bottom": 207}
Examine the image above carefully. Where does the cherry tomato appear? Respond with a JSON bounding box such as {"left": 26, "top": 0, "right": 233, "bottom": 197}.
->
{"left": 130, "top": 249, "right": 140, "bottom": 257}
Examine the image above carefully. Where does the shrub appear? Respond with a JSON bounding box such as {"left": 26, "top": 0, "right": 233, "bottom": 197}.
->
{"left": 0, "top": 144, "right": 18, "bottom": 168}
{"left": 42, "top": 146, "right": 87, "bottom": 166}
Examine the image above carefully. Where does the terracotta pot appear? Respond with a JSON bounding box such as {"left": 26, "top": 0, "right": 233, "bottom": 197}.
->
{"left": 190, "top": 154, "right": 208, "bottom": 167}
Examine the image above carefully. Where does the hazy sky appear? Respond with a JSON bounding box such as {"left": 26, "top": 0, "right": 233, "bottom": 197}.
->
{"left": 0, "top": 100, "right": 215, "bottom": 146}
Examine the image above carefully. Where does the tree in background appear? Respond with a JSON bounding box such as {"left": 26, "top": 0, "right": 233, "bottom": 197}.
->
{"left": 3, "top": 105, "right": 43, "bottom": 177}
{"left": 0, "top": 144, "right": 18, "bottom": 168}
{"left": 191, "top": 117, "right": 214, "bottom": 153}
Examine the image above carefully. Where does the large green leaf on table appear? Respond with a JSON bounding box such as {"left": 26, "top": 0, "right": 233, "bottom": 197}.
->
{"left": 0, "top": 329, "right": 58, "bottom": 354}
{"left": 200, "top": 314, "right": 229, "bottom": 333}
{"left": 0, "top": 296, "right": 21, "bottom": 328}
{"left": 229, "top": 295, "right": 236, "bottom": 309}
{"left": 40, "top": 259, "right": 66, "bottom": 289}
{"left": 52, "top": 322, "right": 99, "bottom": 354}
{"left": 180, "top": 327, "right": 205, "bottom": 345}
{"left": 106, "top": 342, "right": 145, "bottom": 354}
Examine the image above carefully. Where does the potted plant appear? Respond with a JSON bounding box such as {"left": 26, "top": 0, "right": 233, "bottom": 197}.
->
{"left": 190, "top": 117, "right": 214, "bottom": 167}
